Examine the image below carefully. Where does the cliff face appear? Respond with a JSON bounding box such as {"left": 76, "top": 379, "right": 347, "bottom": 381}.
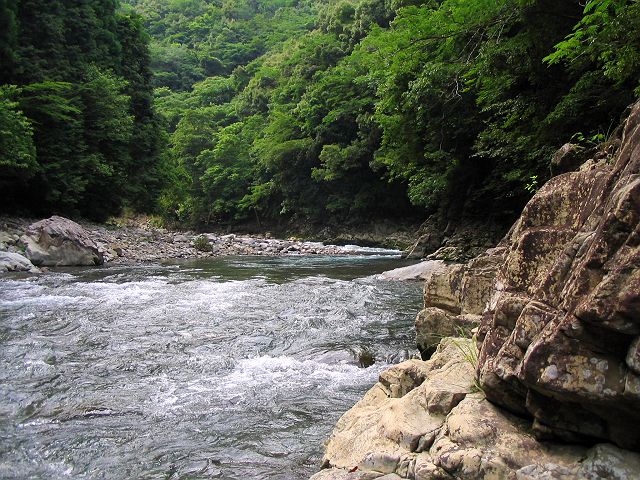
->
{"left": 477, "top": 100, "right": 640, "bottom": 449}
{"left": 310, "top": 101, "right": 640, "bottom": 479}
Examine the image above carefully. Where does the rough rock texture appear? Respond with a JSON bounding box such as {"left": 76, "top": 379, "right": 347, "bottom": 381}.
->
{"left": 312, "top": 338, "right": 640, "bottom": 480}
{"left": 402, "top": 217, "right": 445, "bottom": 260}
{"left": 0, "top": 251, "right": 40, "bottom": 273}
{"left": 476, "top": 100, "right": 640, "bottom": 450}
{"left": 550, "top": 143, "right": 586, "bottom": 176}
{"left": 312, "top": 103, "right": 640, "bottom": 479}
{"left": 19, "top": 216, "right": 104, "bottom": 266}
{"left": 1, "top": 215, "right": 402, "bottom": 266}
{"left": 415, "top": 249, "right": 504, "bottom": 358}
{"left": 315, "top": 338, "right": 478, "bottom": 477}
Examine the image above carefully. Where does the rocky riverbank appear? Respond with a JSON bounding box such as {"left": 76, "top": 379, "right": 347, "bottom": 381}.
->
{"left": 0, "top": 215, "right": 403, "bottom": 271}
{"left": 311, "top": 101, "right": 640, "bottom": 479}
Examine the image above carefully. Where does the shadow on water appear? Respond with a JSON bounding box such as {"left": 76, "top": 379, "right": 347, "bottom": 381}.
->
{"left": 54, "top": 254, "right": 420, "bottom": 285}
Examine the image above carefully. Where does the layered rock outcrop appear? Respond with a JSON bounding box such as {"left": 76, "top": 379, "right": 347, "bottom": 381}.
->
{"left": 312, "top": 339, "right": 640, "bottom": 480}
{"left": 402, "top": 218, "right": 505, "bottom": 262}
{"left": 477, "top": 100, "right": 640, "bottom": 449}
{"left": 312, "top": 101, "right": 640, "bottom": 479}
{"left": 19, "top": 216, "right": 104, "bottom": 266}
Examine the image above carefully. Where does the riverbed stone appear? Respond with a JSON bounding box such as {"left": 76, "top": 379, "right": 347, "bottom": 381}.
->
{"left": 19, "top": 216, "right": 103, "bottom": 266}
{"left": 0, "top": 251, "right": 40, "bottom": 273}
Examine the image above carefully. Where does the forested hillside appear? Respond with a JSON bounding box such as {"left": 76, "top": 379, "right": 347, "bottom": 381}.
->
{"left": 0, "top": 0, "right": 166, "bottom": 220}
{"left": 2, "top": 0, "right": 639, "bottom": 229}
{"left": 123, "top": 0, "right": 640, "bottom": 228}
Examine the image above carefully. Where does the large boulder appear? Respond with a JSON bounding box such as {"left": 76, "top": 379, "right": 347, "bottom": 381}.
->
{"left": 311, "top": 102, "right": 640, "bottom": 480}
{"left": 477, "top": 100, "right": 640, "bottom": 449}
{"left": 311, "top": 337, "right": 640, "bottom": 480}
{"left": 19, "top": 216, "right": 104, "bottom": 266}
{"left": 0, "top": 251, "right": 40, "bottom": 273}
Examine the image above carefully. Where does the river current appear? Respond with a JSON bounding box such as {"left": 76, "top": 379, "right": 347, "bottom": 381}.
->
{"left": 0, "top": 255, "right": 422, "bottom": 479}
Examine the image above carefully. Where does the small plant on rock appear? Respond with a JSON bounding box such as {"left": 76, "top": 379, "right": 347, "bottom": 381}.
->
{"left": 452, "top": 328, "right": 484, "bottom": 394}
{"left": 193, "top": 235, "right": 212, "bottom": 252}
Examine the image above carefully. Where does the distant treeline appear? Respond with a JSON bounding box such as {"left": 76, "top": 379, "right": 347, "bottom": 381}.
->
{"left": 2, "top": 0, "right": 638, "bottom": 226}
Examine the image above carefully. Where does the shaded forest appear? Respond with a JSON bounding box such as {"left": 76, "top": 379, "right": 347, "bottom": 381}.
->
{"left": 1, "top": 0, "right": 639, "bottom": 228}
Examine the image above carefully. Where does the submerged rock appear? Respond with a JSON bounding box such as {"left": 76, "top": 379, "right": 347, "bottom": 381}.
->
{"left": 19, "top": 216, "right": 103, "bottom": 266}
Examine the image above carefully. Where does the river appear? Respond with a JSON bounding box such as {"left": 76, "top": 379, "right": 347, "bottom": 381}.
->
{"left": 0, "top": 255, "right": 422, "bottom": 479}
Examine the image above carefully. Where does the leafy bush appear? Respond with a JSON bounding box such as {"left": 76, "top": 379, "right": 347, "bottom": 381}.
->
{"left": 192, "top": 235, "right": 211, "bottom": 252}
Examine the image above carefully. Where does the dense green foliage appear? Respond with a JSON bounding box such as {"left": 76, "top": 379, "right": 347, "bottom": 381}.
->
{"left": 0, "top": 0, "right": 165, "bottom": 220}
{"left": 3, "top": 0, "right": 638, "bottom": 228}
{"left": 124, "top": 0, "right": 637, "bottom": 227}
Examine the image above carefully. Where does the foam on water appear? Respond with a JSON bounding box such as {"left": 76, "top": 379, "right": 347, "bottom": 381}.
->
{"left": 0, "top": 256, "right": 421, "bottom": 479}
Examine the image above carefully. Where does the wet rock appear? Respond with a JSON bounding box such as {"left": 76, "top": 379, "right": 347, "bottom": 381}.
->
{"left": 19, "top": 216, "right": 103, "bottom": 266}
{"left": 0, "top": 251, "right": 40, "bottom": 273}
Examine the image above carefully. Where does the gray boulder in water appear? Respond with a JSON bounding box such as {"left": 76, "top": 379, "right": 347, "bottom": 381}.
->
{"left": 20, "top": 216, "right": 103, "bottom": 266}
{"left": 0, "top": 251, "right": 40, "bottom": 273}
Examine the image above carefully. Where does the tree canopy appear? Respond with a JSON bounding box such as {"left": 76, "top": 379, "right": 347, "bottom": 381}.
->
{"left": 0, "top": 0, "right": 165, "bottom": 220}
{"left": 2, "top": 0, "right": 638, "bottom": 228}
